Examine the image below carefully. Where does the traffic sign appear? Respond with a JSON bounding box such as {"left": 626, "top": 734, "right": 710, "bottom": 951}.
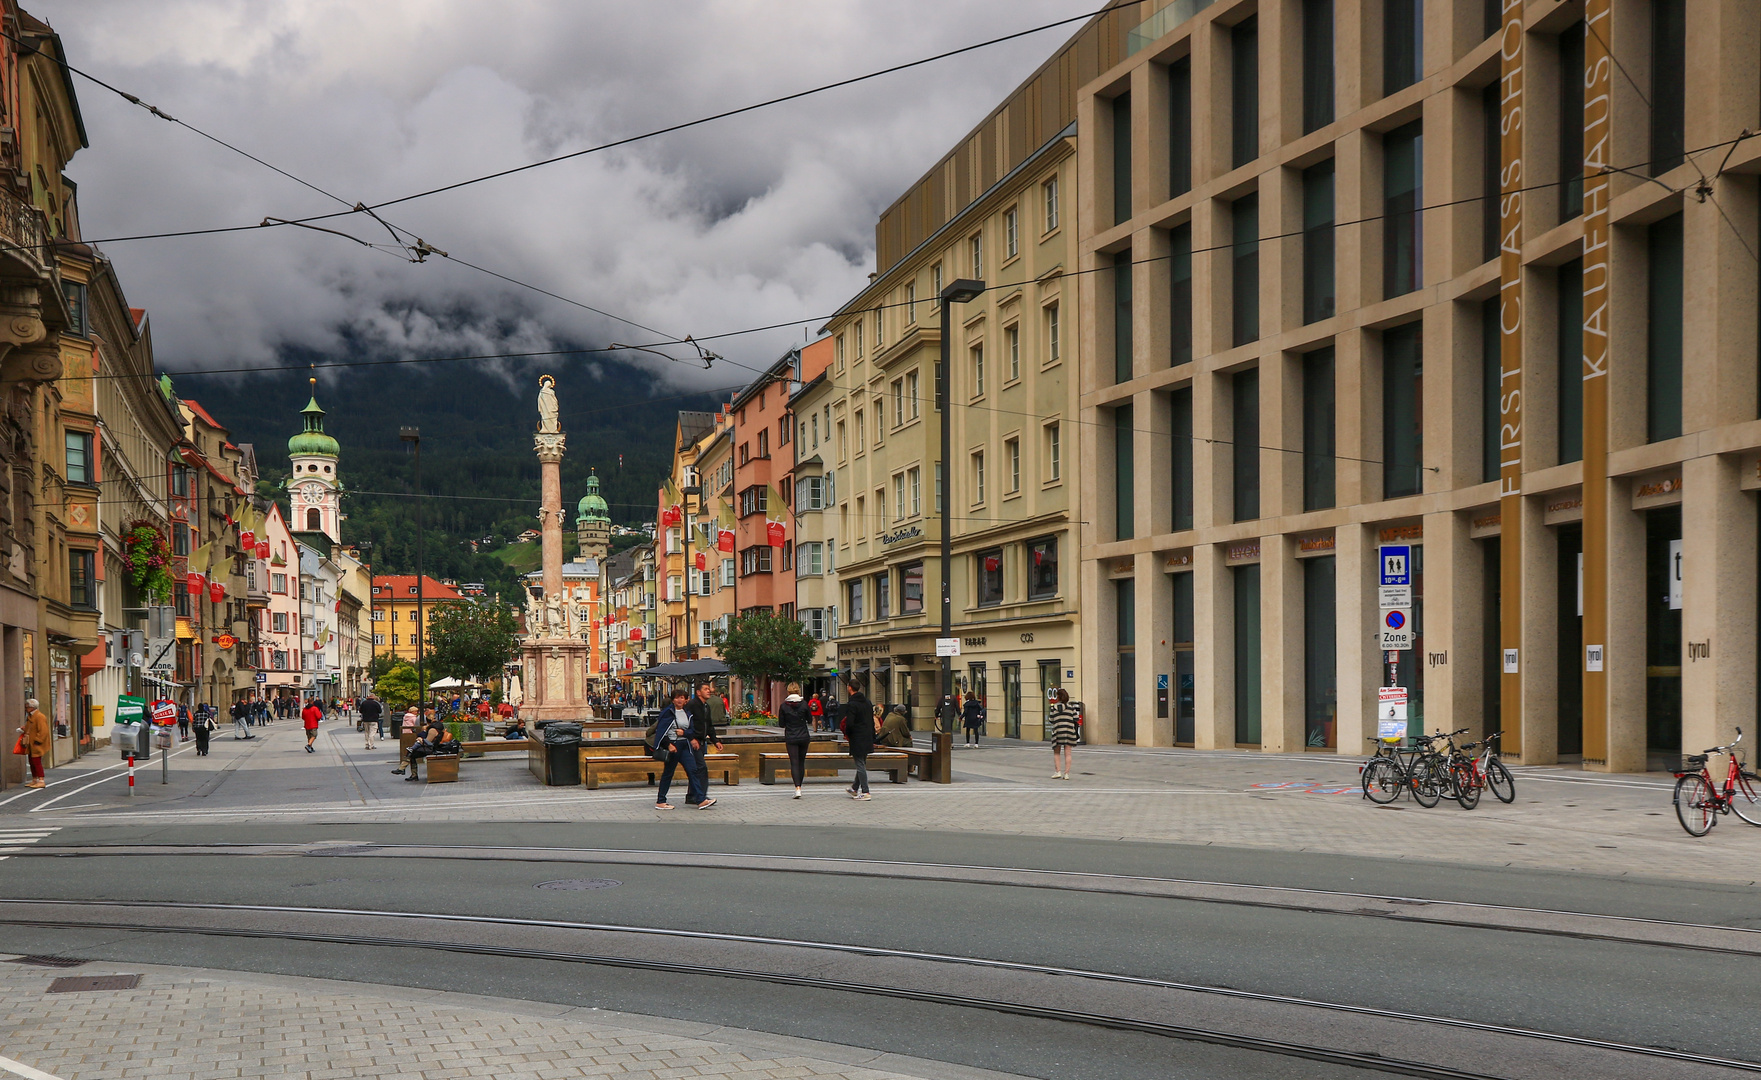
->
{"left": 1377, "top": 585, "right": 1412, "bottom": 609}
{"left": 1379, "top": 608, "right": 1413, "bottom": 650}
{"left": 1379, "top": 545, "right": 1411, "bottom": 586}
{"left": 1157, "top": 673, "right": 1169, "bottom": 690}
{"left": 256, "top": 671, "right": 268, "bottom": 683}
{"left": 145, "top": 636, "right": 176, "bottom": 672}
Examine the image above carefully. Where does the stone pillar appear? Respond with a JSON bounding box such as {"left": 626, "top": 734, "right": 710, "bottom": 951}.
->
{"left": 536, "top": 433, "right": 566, "bottom": 602}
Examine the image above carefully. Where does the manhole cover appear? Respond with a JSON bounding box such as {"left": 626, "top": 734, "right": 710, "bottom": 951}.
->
{"left": 48, "top": 975, "right": 139, "bottom": 993}
{"left": 7, "top": 955, "right": 87, "bottom": 968}
{"left": 535, "top": 879, "right": 620, "bottom": 891}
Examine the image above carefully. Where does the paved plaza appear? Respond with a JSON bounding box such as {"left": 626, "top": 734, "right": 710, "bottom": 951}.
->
{"left": 2, "top": 721, "right": 1754, "bottom": 885}
{"left": 0, "top": 958, "right": 1013, "bottom": 1080}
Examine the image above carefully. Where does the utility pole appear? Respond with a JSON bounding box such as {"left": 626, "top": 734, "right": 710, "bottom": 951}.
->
{"left": 938, "top": 280, "right": 984, "bottom": 732}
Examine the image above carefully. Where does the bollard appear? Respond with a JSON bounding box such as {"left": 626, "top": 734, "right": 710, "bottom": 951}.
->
{"left": 128, "top": 754, "right": 135, "bottom": 796}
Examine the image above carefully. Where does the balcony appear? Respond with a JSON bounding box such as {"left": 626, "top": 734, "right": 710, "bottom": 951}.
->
{"left": 0, "top": 185, "right": 55, "bottom": 282}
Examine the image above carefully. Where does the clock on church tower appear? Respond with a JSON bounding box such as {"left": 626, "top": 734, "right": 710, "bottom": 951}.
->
{"left": 286, "top": 377, "right": 340, "bottom": 543}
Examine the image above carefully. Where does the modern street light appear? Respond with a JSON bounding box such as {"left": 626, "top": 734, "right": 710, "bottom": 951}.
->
{"left": 938, "top": 279, "right": 984, "bottom": 734}
{"left": 400, "top": 426, "right": 425, "bottom": 723}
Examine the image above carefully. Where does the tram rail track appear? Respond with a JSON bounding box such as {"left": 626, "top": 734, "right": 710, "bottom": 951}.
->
{"left": 14, "top": 840, "right": 1761, "bottom": 958}
{"left": 0, "top": 897, "right": 1751, "bottom": 1080}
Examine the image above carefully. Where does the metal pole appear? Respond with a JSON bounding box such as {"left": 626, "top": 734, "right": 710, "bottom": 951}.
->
{"left": 414, "top": 437, "right": 425, "bottom": 722}
{"left": 939, "top": 295, "right": 953, "bottom": 732}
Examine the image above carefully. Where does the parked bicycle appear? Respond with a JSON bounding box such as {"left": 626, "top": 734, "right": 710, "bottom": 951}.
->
{"left": 1361, "top": 733, "right": 1444, "bottom": 807}
{"left": 1672, "top": 728, "right": 1761, "bottom": 836}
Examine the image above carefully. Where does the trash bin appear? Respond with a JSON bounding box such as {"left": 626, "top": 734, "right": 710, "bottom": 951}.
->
{"left": 532, "top": 721, "right": 582, "bottom": 786}
{"left": 115, "top": 723, "right": 150, "bottom": 760}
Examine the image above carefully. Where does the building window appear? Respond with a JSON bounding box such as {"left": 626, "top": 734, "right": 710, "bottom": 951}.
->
{"left": 370, "top": 609, "right": 383, "bottom": 622}
{"left": 855, "top": 321, "right": 864, "bottom": 359}
{"left": 1305, "top": 557, "right": 1342, "bottom": 743}
{"left": 847, "top": 579, "right": 864, "bottom": 623}
{"left": 63, "top": 281, "right": 88, "bottom": 337}
{"left": 932, "top": 262, "right": 943, "bottom": 303}
{"left": 173, "top": 523, "right": 190, "bottom": 557}
{"left": 171, "top": 464, "right": 189, "bottom": 497}
{"left": 891, "top": 378, "right": 904, "bottom": 426}
{"left": 1482, "top": 298, "right": 1501, "bottom": 484}
{"left": 1650, "top": 0, "right": 1686, "bottom": 175}
{"left": 1233, "top": 369, "right": 1260, "bottom": 521}
{"left": 799, "top": 542, "right": 823, "bottom": 576}
{"left": 1115, "top": 250, "right": 1133, "bottom": 382}
{"left": 1170, "top": 224, "right": 1192, "bottom": 366}
{"left": 1045, "top": 302, "right": 1061, "bottom": 364}
{"left": 837, "top": 421, "right": 847, "bottom": 461}
{"left": 969, "top": 233, "right": 983, "bottom": 278}
{"left": 1234, "top": 564, "right": 1262, "bottom": 744}
{"left": 1383, "top": 323, "right": 1423, "bottom": 498}
{"left": 740, "top": 546, "right": 773, "bottom": 576}
{"left": 272, "top": 573, "right": 286, "bottom": 593}
{"left": 1383, "top": 0, "right": 1422, "bottom": 96}
{"left": 836, "top": 334, "right": 846, "bottom": 370}
{"left": 908, "top": 467, "right": 921, "bottom": 516}
{"left": 1647, "top": 212, "right": 1684, "bottom": 441}
{"left": 65, "top": 431, "right": 91, "bottom": 484}
{"left": 892, "top": 473, "right": 905, "bottom": 520}
{"left": 273, "top": 612, "right": 289, "bottom": 633}
{"left": 1303, "top": 348, "right": 1336, "bottom": 511}
{"left": 1482, "top": 83, "right": 1500, "bottom": 264}
{"left": 1046, "top": 422, "right": 1061, "bottom": 483}
{"left": 1115, "top": 404, "right": 1134, "bottom": 540}
{"left": 800, "top": 607, "right": 827, "bottom": 640}
{"left": 971, "top": 344, "right": 985, "bottom": 397}
{"left": 900, "top": 562, "right": 924, "bottom": 614}
{"left": 667, "top": 575, "right": 681, "bottom": 602}
{"left": 1112, "top": 91, "right": 1132, "bottom": 224}
{"left": 906, "top": 282, "right": 917, "bottom": 324}
{"left": 907, "top": 370, "right": 920, "bottom": 419}
{"left": 306, "top": 508, "right": 321, "bottom": 532}
{"left": 722, "top": 558, "right": 736, "bottom": 586}
{"left": 1043, "top": 175, "right": 1059, "bottom": 232}
{"left": 976, "top": 548, "right": 1004, "bottom": 606}
{"left": 935, "top": 462, "right": 942, "bottom": 514}
{"left": 666, "top": 527, "right": 681, "bottom": 554}
{"left": 796, "top": 474, "right": 824, "bottom": 511}
{"left": 1232, "top": 195, "right": 1260, "bottom": 347}
{"left": 1006, "top": 325, "right": 1020, "bottom": 382}
{"left": 1004, "top": 206, "right": 1019, "bottom": 258}
{"left": 1302, "top": 0, "right": 1334, "bottom": 133}
{"left": 757, "top": 430, "right": 769, "bottom": 459}
{"left": 70, "top": 549, "right": 96, "bottom": 609}
{"left": 855, "top": 411, "right": 865, "bottom": 451}
{"left": 277, "top": 649, "right": 293, "bottom": 667}
{"left": 1558, "top": 22, "right": 1585, "bottom": 221}
{"left": 1558, "top": 259, "right": 1584, "bottom": 463}
{"left": 874, "top": 307, "right": 884, "bottom": 351}
{"left": 971, "top": 450, "right": 986, "bottom": 505}
{"left": 1231, "top": 17, "right": 1258, "bottom": 169}
{"left": 1169, "top": 55, "right": 1191, "bottom": 197}
{"left": 875, "top": 573, "right": 890, "bottom": 619}
{"left": 1171, "top": 387, "right": 1194, "bottom": 531}
{"left": 1383, "top": 121, "right": 1423, "bottom": 298}
{"left": 1006, "top": 438, "right": 1020, "bottom": 494}
{"left": 1027, "top": 537, "right": 1057, "bottom": 599}
{"left": 1302, "top": 160, "right": 1336, "bottom": 323}
{"left": 739, "top": 486, "right": 767, "bottom": 518}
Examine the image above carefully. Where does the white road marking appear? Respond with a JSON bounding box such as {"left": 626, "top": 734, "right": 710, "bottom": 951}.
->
{"left": 0, "top": 1053, "right": 68, "bottom": 1080}
{"left": 30, "top": 743, "right": 201, "bottom": 813}
{"left": 0, "top": 826, "right": 57, "bottom": 861}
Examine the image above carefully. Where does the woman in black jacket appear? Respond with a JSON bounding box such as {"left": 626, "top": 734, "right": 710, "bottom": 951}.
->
{"left": 841, "top": 675, "right": 876, "bottom": 799}
{"left": 777, "top": 681, "right": 813, "bottom": 799}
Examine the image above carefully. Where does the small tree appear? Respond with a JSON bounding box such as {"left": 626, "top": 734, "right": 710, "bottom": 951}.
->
{"left": 367, "top": 653, "right": 403, "bottom": 681}
{"left": 711, "top": 610, "right": 817, "bottom": 690}
{"left": 374, "top": 661, "right": 422, "bottom": 710}
{"left": 425, "top": 600, "right": 521, "bottom": 684}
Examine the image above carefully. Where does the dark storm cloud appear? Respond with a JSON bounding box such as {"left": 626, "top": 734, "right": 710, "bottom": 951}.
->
{"left": 31, "top": 1, "right": 1093, "bottom": 386}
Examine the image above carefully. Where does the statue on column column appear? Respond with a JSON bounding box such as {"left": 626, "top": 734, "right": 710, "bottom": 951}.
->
{"left": 537, "top": 374, "right": 560, "bottom": 433}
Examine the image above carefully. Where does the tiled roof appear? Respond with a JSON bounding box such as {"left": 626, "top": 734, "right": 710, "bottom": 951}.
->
{"left": 369, "top": 575, "right": 463, "bottom": 601}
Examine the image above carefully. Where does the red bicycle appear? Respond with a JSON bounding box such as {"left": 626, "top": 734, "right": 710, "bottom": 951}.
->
{"left": 1672, "top": 728, "right": 1761, "bottom": 836}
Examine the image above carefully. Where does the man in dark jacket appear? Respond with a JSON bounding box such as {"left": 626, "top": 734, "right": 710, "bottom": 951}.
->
{"left": 359, "top": 694, "right": 384, "bottom": 739}
{"left": 841, "top": 675, "right": 875, "bottom": 799}
{"left": 877, "top": 704, "right": 911, "bottom": 748}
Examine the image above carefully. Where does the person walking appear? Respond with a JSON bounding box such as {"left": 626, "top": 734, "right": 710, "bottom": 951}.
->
{"left": 176, "top": 701, "right": 191, "bottom": 742}
{"left": 230, "top": 698, "right": 253, "bottom": 740}
{"left": 961, "top": 694, "right": 987, "bottom": 747}
{"left": 359, "top": 693, "right": 384, "bottom": 744}
{"left": 191, "top": 704, "right": 216, "bottom": 756}
{"left": 840, "top": 675, "right": 875, "bottom": 800}
{"left": 16, "top": 698, "right": 49, "bottom": 788}
{"left": 301, "top": 698, "right": 323, "bottom": 753}
{"left": 687, "top": 682, "right": 724, "bottom": 809}
{"left": 1046, "top": 688, "right": 1080, "bottom": 779}
{"left": 807, "top": 691, "right": 824, "bottom": 733}
{"left": 651, "top": 686, "right": 711, "bottom": 810}
{"left": 777, "top": 682, "right": 813, "bottom": 798}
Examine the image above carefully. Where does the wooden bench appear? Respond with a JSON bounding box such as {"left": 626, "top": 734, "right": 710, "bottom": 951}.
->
{"left": 423, "top": 754, "right": 460, "bottom": 783}
{"left": 889, "top": 745, "right": 944, "bottom": 782}
{"left": 579, "top": 751, "right": 740, "bottom": 790}
{"left": 758, "top": 752, "right": 908, "bottom": 786}
{"left": 460, "top": 739, "right": 532, "bottom": 754}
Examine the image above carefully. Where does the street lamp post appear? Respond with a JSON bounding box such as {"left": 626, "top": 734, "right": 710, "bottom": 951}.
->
{"left": 400, "top": 427, "right": 425, "bottom": 723}
{"left": 938, "top": 279, "right": 984, "bottom": 733}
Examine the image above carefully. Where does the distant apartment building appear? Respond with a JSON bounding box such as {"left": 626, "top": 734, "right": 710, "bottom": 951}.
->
{"left": 370, "top": 575, "right": 463, "bottom": 663}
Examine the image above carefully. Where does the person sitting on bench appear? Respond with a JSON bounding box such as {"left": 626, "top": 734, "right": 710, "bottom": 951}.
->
{"left": 396, "top": 720, "right": 458, "bottom": 781}
{"left": 877, "top": 703, "right": 912, "bottom": 748}
{"left": 502, "top": 717, "right": 529, "bottom": 741}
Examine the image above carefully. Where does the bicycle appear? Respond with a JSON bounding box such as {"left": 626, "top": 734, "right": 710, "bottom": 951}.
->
{"left": 1672, "top": 728, "right": 1761, "bottom": 836}
{"left": 1361, "top": 733, "right": 1443, "bottom": 807}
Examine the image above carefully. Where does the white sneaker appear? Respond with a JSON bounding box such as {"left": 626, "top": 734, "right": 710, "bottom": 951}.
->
{"left": 793, "top": 788, "right": 802, "bottom": 799}
{"left": 854, "top": 792, "right": 871, "bottom": 801}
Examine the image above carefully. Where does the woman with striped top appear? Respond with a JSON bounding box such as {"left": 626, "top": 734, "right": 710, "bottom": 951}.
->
{"left": 1045, "top": 688, "right": 1080, "bottom": 780}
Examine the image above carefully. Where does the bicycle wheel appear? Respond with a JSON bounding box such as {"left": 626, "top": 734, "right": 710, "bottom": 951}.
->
{"left": 1486, "top": 760, "right": 1516, "bottom": 803}
{"left": 1362, "top": 758, "right": 1403, "bottom": 804}
{"left": 1409, "top": 757, "right": 1443, "bottom": 808}
{"left": 1729, "top": 769, "right": 1761, "bottom": 827}
{"left": 1674, "top": 774, "right": 1716, "bottom": 837}
{"left": 1453, "top": 764, "right": 1481, "bottom": 809}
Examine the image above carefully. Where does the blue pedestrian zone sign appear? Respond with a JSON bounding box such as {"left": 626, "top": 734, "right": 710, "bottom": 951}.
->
{"left": 1380, "top": 545, "right": 1411, "bottom": 586}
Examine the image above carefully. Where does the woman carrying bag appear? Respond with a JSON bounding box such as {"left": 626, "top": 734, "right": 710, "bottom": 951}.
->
{"left": 777, "top": 682, "right": 813, "bottom": 799}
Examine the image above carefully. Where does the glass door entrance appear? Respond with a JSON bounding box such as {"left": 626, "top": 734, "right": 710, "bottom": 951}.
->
{"left": 1001, "top": 662, "right": 1021, "bottom": 739}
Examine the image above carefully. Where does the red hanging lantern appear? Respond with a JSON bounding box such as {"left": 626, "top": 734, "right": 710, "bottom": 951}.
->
{"left": 240, "top": 530, "right": 256, "bottom": 549}
{"left": 208, "top": 581, "right": 226, "bottom": 603}
{"left": 766, "top": 520, "right": 786, "bottom": 547}
{"left": 256, "top": 541, "right": 271, "bottom": 559}
{"left": 630, "top": 627, "right": 642, "bottom": 642}
{"left": 694, "top": 551, "right": 707, "bottom": 571}
{"left": 661, "top": 505, "right": 682, "bottom": 528}
{"left": 186, "top": 572, "right": 204, "bottom": 595}
{"left": 716, "top": 529, "right": 735, "bottom": 552}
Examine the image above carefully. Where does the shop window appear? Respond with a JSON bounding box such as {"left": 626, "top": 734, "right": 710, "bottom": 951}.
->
{"left": 1027, "top": 537, "right": 1058, "bottom": 599}
{"left": 976, "top": 548, "right": 1004, "bottom": 606}
{"left": 900, "top": 562, "right": 924, "bottom": 614}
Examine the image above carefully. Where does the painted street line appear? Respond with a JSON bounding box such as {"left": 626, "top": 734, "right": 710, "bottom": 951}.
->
{"left": 0, "top": 1054, "right": 67, "bottom": 1080}
{"left": 29, "top": 743, "right": 201, "bottom": 813}
{"left": 0, "top": 826, "right": 57, "bottom": 862}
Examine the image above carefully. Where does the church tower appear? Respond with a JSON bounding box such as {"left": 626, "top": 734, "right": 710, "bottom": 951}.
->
{"left": 287, "top": 377, "right": 341, "bottom": 545}
{"left": 575, "top": 470, "right": 611, "bottom": 561}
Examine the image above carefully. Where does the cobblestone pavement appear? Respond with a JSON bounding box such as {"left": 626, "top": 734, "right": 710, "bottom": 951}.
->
{"left": 5, "top": 723, "right": 1758, "bottom": 886}
{"left": 0, "top": 957, "right": 1012, "bottom": 1080}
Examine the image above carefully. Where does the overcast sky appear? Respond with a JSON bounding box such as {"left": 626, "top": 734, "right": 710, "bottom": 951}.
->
{"left": 32, "top": 1, "right": 1094, "bottom": 391}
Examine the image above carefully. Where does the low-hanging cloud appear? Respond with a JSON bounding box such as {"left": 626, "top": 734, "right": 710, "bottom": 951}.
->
{"left": 33, "top": 0, "right": 1094, "bottom": 388}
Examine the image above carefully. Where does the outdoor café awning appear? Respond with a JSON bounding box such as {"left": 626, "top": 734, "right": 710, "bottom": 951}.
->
{"left": 635, "top": 658, "right": 729, "bottom": 678}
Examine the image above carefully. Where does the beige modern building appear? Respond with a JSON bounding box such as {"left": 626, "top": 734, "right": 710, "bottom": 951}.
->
{"left": 820, "top": 106, "right": 1082, "bottom": 737}
{"left": 1075, "top": 0, "right": 1759, "bottom": 770}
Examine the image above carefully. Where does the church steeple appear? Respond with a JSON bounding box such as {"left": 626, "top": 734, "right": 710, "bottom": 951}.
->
{"left": 287, "top": 377, "right": 341, "bottom": 544}
{"left": 576, "top": 468, "right": 611, "bottom": 561}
